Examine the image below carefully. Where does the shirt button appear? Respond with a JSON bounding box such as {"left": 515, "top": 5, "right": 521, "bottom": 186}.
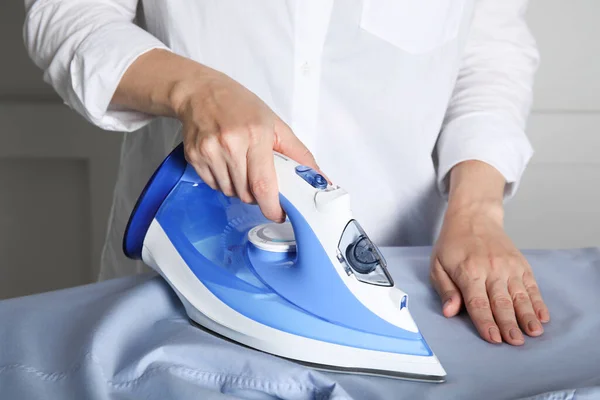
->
{"left": 300, "top": 62, "right": 310, "bottom": 77}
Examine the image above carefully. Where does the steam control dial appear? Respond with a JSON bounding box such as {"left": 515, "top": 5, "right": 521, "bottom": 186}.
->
{"left": 346, "top": 236, "right": 379, "bottom": 274}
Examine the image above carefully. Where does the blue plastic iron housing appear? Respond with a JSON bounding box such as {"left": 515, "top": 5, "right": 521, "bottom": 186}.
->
{"left": 122, "top": 142, "right": 446, "bottom": 382}
{"left": 123, "top": 143, "right": 187, "bottom": 259}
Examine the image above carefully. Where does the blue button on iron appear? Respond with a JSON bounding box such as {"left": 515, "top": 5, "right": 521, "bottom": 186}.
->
{"left": 313, "top": 174, "right": 327, "bottom": 189}
{"left": 295, "top": 165, "right": 328, "bottom": 189}
{"left": 295, "top": 166, "right": 310, "bottom": 174}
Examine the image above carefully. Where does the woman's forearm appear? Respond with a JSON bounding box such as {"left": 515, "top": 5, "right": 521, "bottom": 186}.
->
{"left": 111, "top": 48, "right": 216, "bottom": 118}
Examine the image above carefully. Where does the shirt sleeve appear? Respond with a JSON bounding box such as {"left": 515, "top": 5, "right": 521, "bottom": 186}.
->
{"left": 23, "top": 0, "right": 170, "bottom": 132}
{"left": 435, "top": 0, "right": 539, "bottom": 200}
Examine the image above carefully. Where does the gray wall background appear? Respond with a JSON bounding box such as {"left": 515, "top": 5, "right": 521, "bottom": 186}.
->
{"left": 0, "top": 1, "right": 598, "bottom": 298}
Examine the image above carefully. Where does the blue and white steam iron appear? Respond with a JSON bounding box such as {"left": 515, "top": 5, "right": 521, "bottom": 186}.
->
{"left": 123, "top": 143, "right": 446, "bottom": 382}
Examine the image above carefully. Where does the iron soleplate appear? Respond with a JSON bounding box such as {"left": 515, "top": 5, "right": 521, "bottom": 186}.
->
{"left": 189, "top": 320, "right": 446, "bottom": 383}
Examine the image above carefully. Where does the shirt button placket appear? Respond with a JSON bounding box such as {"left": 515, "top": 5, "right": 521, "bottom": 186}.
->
{"left": 291, "top": 1, "right": 333, "bottom": 153}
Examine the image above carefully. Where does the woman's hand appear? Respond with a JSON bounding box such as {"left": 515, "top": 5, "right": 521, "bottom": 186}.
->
{"left": 172, "top": 68, "right": 319, "bottom": 222}
{"left": 112, "top": 49, "right": 319, "bottom": 222}
{"left": 430, "top": 161, "right": 550, "bottom": 345}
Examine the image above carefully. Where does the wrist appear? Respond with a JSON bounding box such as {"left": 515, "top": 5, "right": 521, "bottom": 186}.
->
{"left": 446, "top": 160, "right": 506, "bottom": 225}
{"left": 446, "top": 196, "right": 504, "bottom": 226}
{"left": 168, "top": 67, "right": 214, "bottom": 119}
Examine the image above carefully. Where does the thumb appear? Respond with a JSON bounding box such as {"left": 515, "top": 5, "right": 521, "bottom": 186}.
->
{"left": 430, "top": 259, "right": 462, "bottom": 318}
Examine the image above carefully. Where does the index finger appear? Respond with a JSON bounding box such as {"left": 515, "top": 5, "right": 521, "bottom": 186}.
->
{"left": 247, "top": 138, "right": 285, "bottom": 223}
{"left": 454, "top": 266, "right": 502, "bottom": 344}
{"left": 273, "top": 118, "right": 321, "bottom": 172}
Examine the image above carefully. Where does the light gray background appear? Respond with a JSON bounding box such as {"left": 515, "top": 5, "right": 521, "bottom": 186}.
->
{"left": 0, "top": 0, "right": 598, "bottom": 298}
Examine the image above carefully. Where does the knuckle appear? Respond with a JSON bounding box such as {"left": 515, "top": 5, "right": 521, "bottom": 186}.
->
{"left": 506, "top": 256, "right": 523, "bottom": 271}
{"left": 512, "top": 292, "right": 530, "bottom": 304}
{"left": 450, "top": 265, "right": 464, "bottom": 283}
{"left": 466, "top": 296, "right": 490, "bottom": 311}
{"left": 184, "top": 146, "right": 201, "bottom": 164}
{"left": 489, "top": 255, "right": 507, "bottom": 271}
{"left": 486, "top": 277, "right": 504, "bottom": 288}
{"left": 491, "top": 295, "right": 513, "bottom": 309}
{"left": 250, "top": 178, "right": 273, "bottom": 197}
{"left": 246, "top": 122, "right": 269, "bottom": 143}
{"left": 441, "top": 290, "right": 457, "bottom": 300}
{"left": 218, "top": 129, "right": 239, "bottom": 153}
{"left": 451, "top": 265, "right": 467, "bottom": 284}
{"left": 520, "top": 312, "right": 538, "bottom": 322}
{"left": 522, "top": 269, "right": 535, "bottom": 280}
{"left": 465, "top": 258, "right": 481, "bottom": 274}
{"left": 456, "top": 258, "right": 483, "bottom": 282}
{"left": 524, "top": 281, "right": 540, "bottom": 293}
{"left": 302, "top": 148, "right": 317, "bottom": 164}
{"left": 522, "top": 270, "right": 538, "bottom": 284}
{"left": 198, "top": 136, "right": 219, "bottom": 159}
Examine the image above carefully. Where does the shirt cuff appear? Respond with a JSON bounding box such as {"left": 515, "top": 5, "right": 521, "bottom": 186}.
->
{"left": 68, "top": 22, "right": 170, "bottom": 132}
{"left": 436, "top": 113, "right": 534, "bottom": 201}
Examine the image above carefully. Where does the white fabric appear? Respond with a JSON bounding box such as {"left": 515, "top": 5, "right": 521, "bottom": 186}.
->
{"left": 23, "top": 0, "right": 539, "bottom": 281}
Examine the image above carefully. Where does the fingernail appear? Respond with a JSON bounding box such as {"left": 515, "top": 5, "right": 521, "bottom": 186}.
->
{"left": 538, "top": 310, "right": 550, "bottom": 323}
{"left": 443, "top": 298, "right": 452, "bottom": 309}
{"left": 489, "top": 327, "right": 502, "bottom": 343}
{"left": 509, "top": 328, "right": 524, "bottom": 342}
{"left": 528, "top": 320, "right": 543, "bottom": 334}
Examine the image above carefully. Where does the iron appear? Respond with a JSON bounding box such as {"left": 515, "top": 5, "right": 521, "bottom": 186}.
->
{"left": 123, "top": 143, "right": 446, "bottom": 382}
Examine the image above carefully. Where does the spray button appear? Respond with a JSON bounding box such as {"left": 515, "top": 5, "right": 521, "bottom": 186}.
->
{"left": 314, "top": 174, "right": 327, "bottom": 187}
{"left": 295, "top": 166, "right": 328, "bottom": 189}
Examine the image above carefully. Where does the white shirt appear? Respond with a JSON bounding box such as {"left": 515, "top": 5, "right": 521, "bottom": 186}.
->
{"left": 24, "top": 0, "right": 538, "bottom": 280}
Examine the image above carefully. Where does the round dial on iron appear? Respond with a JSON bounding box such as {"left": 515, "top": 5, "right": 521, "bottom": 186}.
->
{"left": 248, "top": 222, "right": 297, "bottom": 253}
{"left": 346, "top": 236, "right": 379, "bottom": 274}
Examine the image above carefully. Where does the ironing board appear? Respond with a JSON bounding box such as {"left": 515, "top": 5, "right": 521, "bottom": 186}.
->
{"left": 1, "top": 246, "right": 599, "bottom": 400}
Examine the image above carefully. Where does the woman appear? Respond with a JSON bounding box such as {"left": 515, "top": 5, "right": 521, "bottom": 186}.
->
{"left": 23, "top": 0, "right": 549, "bottom": 345}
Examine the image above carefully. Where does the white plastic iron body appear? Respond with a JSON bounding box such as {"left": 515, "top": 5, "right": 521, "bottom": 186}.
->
{"left": 124, "top": 144, "right": 447, "bottom": 382}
